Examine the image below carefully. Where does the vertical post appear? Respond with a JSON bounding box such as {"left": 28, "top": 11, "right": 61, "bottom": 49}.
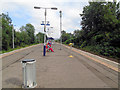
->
{"left": 43, "top": 9, "right": 47, "bottom": 56}
{"left": 34, "top": 6, "right": 57, "bottom": 56}
{"left": 12, "top": 25, "right": 14, "bottom": 49}
{"left": 59, "top": 11, "right": 62, "bottom": 50}
{"left": 70, "top": 34, "right": 72, "bottom": 55}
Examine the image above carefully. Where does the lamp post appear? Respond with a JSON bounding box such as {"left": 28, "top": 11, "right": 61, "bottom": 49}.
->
{"left": 12, "top": 24, "right": 16, "bottom": 49}
{"left": 8, "top": 17, "right": 15, "bottom": 49}
{"left": 34, "top": 6, "right": 57, "bottom": 56}
{"left": 59, "top": 11, "right": 62, "bottom": 50}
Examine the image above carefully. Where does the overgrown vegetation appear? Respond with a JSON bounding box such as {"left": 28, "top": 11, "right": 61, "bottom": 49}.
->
{"left": 60, "top": 2, "right": 120, "bottom": 60}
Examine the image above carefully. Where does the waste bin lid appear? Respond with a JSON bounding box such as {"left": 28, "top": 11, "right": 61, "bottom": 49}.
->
{"left": 22, "top": 59, "right": 36, "bottom": 63}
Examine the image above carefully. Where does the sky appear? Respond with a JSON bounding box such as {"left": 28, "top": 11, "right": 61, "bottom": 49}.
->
{"left": 0, "top": 0, "right": 115, "bottom": 39}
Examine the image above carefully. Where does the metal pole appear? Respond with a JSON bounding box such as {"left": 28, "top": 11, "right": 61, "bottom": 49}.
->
{"left": 70, "top": 34, "right": 72, "bottom": 55}
{"left": 43, "top": 9, "right": 47, "bottom": 56}
{"left": 12, "top": 25, "right": 14, "bottom": 49}
{"left": 59, "top": 11, "right": 62, "bottom": 50}
{"left": 34, "top": 6, "right": 57, "bottom": 56}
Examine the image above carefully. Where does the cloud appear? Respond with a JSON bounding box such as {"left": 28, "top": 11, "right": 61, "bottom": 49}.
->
{"left": 1, "top": 0, "right": 90, "bottom": 38}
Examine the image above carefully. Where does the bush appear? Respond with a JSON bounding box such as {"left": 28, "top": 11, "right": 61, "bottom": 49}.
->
{"left": 64, "top": 39, "right": 71, "bottom": 44}
{"left": 79, "top": 44, "right": 120, "bottom": 60}
{"left": 80, "top": 41, "right": 87, "bottom": 48}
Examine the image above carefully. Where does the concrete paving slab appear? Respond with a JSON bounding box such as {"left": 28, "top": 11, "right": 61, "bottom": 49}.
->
{"left": 1, "top": 43, "right": 118, "bottom": 88}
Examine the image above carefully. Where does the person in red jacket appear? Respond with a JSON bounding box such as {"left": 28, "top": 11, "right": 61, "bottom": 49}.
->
{"left": 46, "top": 43, "right": 49, "bottom": 52}
{"left": 48, "top": 42, "right": 54, "bottom": 52}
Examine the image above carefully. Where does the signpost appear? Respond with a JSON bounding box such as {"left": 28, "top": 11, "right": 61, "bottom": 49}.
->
{"left": 41, "top": 21, "right": 50, "bottom": 26}
{"left": 34, "top": 6, "right": 57, "bottom": 56}
{"left": 59, "top": 11, "right": 62, "bottom": 50}
{"left": 41, "top": 21, "right": 50, "bottom": 56}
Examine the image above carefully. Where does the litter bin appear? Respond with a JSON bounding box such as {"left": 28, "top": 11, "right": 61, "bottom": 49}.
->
{"left": 21, "top": 59, "right": 37, "bottom": 88}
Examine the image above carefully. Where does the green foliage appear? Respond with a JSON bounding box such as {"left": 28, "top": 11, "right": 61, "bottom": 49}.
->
{"left": 2, "top": 43, "right": 37, "bottom": 54}
{"left": 36, "top": 32, "right": 44, "bottom": 43}
{"left": 61, "top": 30, "right": 71, "bottom": 42}
{"left": 2, "top": 13, "right": 12, "bottom": 50}
{"left": 80, "top": 41, "right": 87, "bottom": 48}
{"left": 79, "top": 2, "right": 120, "bottom": 59}
{"left": 0, "top": 15, "right": 2, "bottom": 52}
{"left": 1, "top": 13, "right": 44, "bottom": 52}
{"left": 25, "top": 24, "right": 35, "bottom": 44}
{"left": 62, "top": 2, "right": 120, "bottom": 59}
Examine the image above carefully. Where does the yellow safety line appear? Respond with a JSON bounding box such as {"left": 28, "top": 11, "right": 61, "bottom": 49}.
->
{"left": 64, "top": 45, "right": 119, "bottom": 72}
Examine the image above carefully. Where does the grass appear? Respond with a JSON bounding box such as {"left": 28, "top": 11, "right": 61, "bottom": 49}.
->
{"left": 1, "top": 43, "right": 39, "bottom": 54}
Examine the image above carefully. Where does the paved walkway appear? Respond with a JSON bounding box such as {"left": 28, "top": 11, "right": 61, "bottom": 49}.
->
{"left": 1, "top": 43, "right": 118, "bottom": 88}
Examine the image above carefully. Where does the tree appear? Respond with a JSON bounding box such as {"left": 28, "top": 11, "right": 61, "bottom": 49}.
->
{"left": 61, "top": 30, "right": 71, "bottom": 42}
{"left": 19, "top": 26, "right": 25, "bottom": 32}
{"left": 79, "top": 1, "right": 120, "bottom": 59}
{"left": 36, "top": 32, "right": 44, "bottom": 43}
{"left": 1, "top": 13, "right": 44, "bottom": 51}
{"left": 0, "top": 15, "right": 2, "bottom": 51}
{"left": 25, "top": 24, "right": 35, "bottom": 44}
{"left": 1, "top": 13, "right": 12, "bottom": 50}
